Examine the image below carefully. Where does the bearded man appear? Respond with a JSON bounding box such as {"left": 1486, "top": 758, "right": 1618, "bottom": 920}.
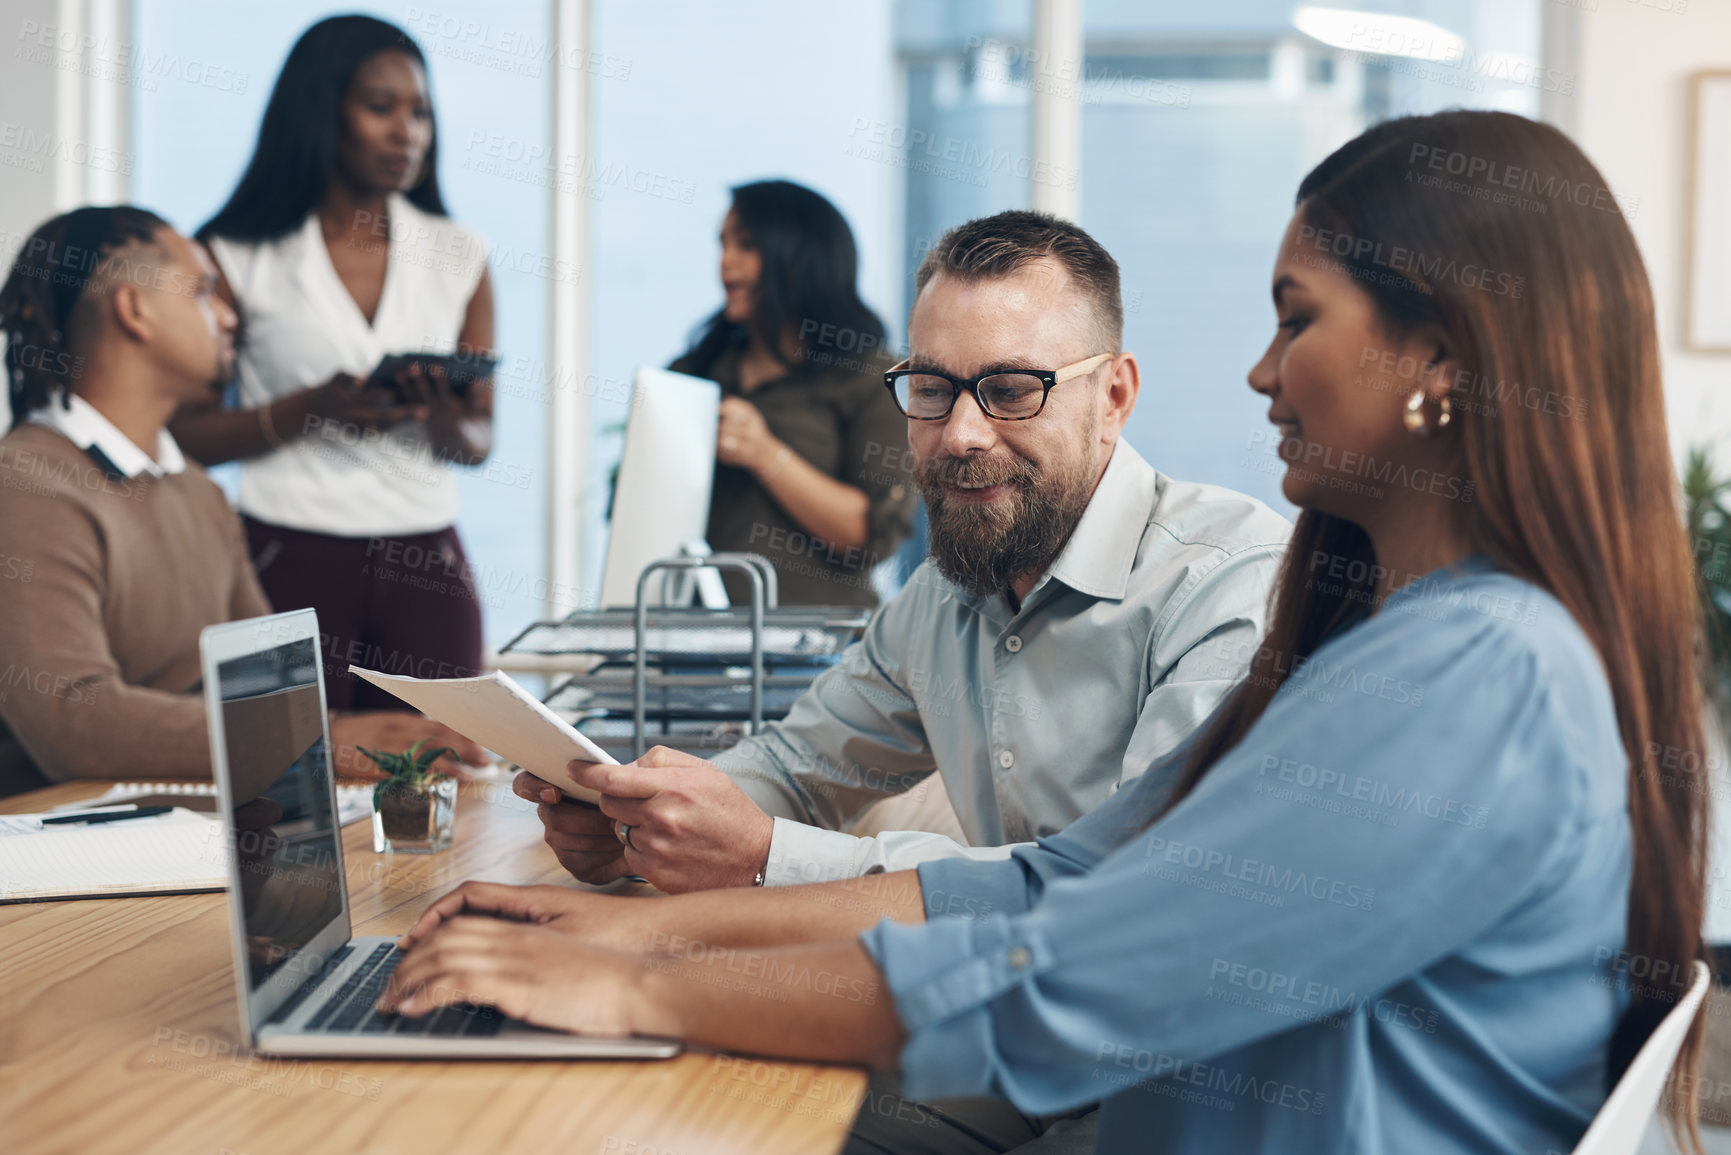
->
{"left": 517, "top": 210, "right": 1292, "bottom": 895}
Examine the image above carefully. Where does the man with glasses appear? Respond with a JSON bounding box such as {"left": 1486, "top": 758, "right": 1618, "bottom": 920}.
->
{"left": 518, "top": 210, "right": 1290, "bottom": 899}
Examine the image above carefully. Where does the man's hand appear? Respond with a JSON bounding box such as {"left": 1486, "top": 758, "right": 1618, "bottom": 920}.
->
{"left": 330, "top": 711, "right": 488, "bottom": 780}
{"left": 539, "top": 747, "right": 774, "bottom": 894}
{"left": 512, "top": 771, "right": 633, "bottom": 885}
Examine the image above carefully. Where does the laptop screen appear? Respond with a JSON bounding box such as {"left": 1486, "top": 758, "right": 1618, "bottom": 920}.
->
{"left": 214, "top": 634, "right": 345, "bottom": 994}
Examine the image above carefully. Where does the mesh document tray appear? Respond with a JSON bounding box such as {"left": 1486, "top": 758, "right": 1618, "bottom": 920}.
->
{"left": 543, "top": 667, "right": 824, "bottom": 721}
{"left": 567, "top": 716, "right": 749, "bottom": 763}
{"left": 500, "top": 606, "right": 870, "bottom": 665}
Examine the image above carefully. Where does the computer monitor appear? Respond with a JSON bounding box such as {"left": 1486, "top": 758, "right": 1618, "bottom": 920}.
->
{"left": 599, "top": 366, "right": 722, "bottom": 607}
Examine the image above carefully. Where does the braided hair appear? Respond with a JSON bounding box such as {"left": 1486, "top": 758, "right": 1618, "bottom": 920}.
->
{"left": 0, "top": 205, "right": 169, "bottom": 428}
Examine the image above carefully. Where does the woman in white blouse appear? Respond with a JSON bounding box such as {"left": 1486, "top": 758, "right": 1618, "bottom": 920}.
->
{"left": 172, "top": 15, "right": 494, "bottom": 713}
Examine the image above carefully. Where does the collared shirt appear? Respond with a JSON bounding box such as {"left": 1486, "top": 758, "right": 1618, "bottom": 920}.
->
{"left": 670, "top": 340, "right": 917, "bottom": 607}
{"left": 862, "top": 560, "right": 1631, "bottom": 1155}
{"left": 716, "top": 439, "right": 1292, "bottom": 884}
{"left": 28, "top": 392, "right": 187, "bottom": 478}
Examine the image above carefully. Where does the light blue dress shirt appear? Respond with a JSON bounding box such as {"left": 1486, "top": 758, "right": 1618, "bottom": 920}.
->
{"left": 716, "top": 440, "right": 1292, "bottom": 885}
{"left": 862, "top": 559, "right": 1633, "bottom": 1155}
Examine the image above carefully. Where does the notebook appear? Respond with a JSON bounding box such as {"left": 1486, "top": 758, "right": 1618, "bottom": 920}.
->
{"left": 51, "top": 781, "right": 376, "bottom": 827}
{"left": 0, "top": 808, "right": 226, "bottom": 904}
{"left": 0, "top": 784, "right": 377, "bottom": 905}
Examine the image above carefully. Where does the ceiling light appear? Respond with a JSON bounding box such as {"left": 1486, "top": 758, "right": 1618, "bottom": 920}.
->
{"left": 1291, "top": 6, "right": 1466, "bottom": 63}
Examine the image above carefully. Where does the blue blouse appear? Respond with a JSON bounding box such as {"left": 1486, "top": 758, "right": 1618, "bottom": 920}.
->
{"left": 861, "top": 559, "right": 1633, "bottom": 1154}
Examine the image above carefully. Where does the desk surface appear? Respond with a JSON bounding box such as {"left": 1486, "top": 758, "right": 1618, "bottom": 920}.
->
{"left": 0, "top": 778, "right": 866, "bottom": 1155}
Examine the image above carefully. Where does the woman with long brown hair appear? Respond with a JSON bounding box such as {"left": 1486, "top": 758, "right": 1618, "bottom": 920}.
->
{"left": 366, "top": 111, "right": 1709, "bottom": 1155}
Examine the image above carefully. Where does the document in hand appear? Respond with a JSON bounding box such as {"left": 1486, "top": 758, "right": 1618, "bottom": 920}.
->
{"left": 348, "top": 667, "right": 618, "bottom": 803}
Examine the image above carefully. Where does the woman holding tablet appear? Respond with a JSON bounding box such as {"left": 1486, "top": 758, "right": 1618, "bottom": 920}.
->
{"left": 379, "top": 112, "right": 1708, "bottom": 1155}
{"left": 170, "top": 15, "right": 494, "bottom": 710}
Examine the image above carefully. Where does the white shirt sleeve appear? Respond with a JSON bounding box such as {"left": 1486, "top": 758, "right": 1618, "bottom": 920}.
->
{"left": 762, "top": 817, "right": 1023, "bottom": 886}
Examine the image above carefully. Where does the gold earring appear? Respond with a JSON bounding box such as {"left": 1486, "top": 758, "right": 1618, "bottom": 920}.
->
{"left": 1403, "top": 389, "right": 1452, "bottom": 437}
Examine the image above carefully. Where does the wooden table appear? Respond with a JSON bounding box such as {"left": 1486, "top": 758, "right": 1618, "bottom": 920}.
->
{"left": 0, "top": 777, "right": 866, "bottom": 1155}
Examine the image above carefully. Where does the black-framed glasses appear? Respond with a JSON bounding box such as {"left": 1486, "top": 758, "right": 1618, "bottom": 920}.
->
{"left": 883, "top": 353, "right": 1115, "bottom": 421}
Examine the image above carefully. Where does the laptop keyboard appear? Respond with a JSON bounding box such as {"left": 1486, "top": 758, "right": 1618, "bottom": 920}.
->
{"left": 265, "top": 943, "right": 353, "bottom": 1025}
{"left": 291, "top": 942, "right": 505, "bottom": 1037}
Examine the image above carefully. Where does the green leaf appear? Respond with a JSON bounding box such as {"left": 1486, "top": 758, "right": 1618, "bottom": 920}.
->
{"left": 413, "top": 745, "right": 457, "bottom": 775}
{"left": 360, "top": 737, "right": 456, "bottom": 800}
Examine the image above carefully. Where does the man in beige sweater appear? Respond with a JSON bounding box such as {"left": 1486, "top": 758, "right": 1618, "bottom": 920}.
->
{"left": 0, "top": 206, "right": 481, "bottom": 797}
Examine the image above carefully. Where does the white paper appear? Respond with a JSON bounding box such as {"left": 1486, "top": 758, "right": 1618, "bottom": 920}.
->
{"left": 348, "top": 666, "right": 618, "bottom": 803}
{"left": 0, "top": 805, "right": 141, "bottom": 836}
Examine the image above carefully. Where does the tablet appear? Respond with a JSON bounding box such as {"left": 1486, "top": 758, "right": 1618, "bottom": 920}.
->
{"left": 366, "top": 352, "right": 498, "bottom": 398}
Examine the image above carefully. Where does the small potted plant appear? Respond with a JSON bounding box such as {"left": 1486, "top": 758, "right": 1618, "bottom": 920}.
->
{"left": 362, "top": 739, "right": 459, "bottom": 854}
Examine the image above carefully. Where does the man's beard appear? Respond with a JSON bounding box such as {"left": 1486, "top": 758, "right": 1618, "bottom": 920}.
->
{"left": 917, "top": 445, "right": 1097, "bottom": 598}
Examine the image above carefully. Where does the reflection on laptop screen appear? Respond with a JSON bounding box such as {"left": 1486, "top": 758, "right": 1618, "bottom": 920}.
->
{"left": 216, "top": 636, "right": 343, "bottom": 992}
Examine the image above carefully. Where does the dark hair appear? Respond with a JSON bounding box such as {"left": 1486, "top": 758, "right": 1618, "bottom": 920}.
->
{"left": 915, "top": 210, "right": 1123, "bottom": 352}
{"left": 681, "top": 180, "right": 886, "bottom": 376}
{"left": 199, "top": 15, "right": 446, "bottom": 244}
{"left": 1159, "top": 111, "right": 1707, "bottom": 1151}
{"left": 1, "top": 205, "right": 171, "bottom": 427}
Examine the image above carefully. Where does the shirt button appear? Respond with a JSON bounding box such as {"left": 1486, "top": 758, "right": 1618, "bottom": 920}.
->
{"left": 998, "top": 750, "right": 1014, "bottom": 769}
{"left": 1007, "top": 947, "right": 1031, "bottom": 971}
{"left": 1004, "top": 635, "right": 1022, "bottom": 653}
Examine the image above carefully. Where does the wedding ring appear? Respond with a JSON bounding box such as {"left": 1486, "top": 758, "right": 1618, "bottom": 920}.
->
{"left": 615, "top": 820, "right": 635, "bottom": 851}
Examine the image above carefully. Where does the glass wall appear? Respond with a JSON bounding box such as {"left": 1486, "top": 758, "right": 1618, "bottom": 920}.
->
{"left": 895, "top": 0, "right": 1544, "bottom": 515}
{"left": 127, "top": 0, "right": 1549, "bottom": 637}
{"left": 585, "top": 0, "right": 903, "bottom": 589}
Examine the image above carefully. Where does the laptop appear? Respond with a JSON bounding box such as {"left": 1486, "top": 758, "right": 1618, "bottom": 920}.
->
{"left": 198, "top": 608, "right": 682, "bottom": 1059}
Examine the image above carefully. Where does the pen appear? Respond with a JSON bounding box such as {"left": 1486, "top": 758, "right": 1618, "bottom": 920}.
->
{"left": 41, "top": 806, "right": 174, "bottom": 826}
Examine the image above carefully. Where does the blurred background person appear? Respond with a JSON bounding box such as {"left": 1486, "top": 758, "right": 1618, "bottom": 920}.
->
{"left": 168, "top": 14, "right": 495, "bottom": 709}
{"left": 671, "top": 180, "right": 915, "bottom": 607}
{"left": 0, "top": 206, "right": 485, "bottom": 795}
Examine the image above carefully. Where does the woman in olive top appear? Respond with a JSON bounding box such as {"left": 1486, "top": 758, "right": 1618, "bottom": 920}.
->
{"left": 168, "top": 16, "right": 495, "bottom": 711}
{"left": 670, "top": 181, "right": 915, "bottom": 607}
